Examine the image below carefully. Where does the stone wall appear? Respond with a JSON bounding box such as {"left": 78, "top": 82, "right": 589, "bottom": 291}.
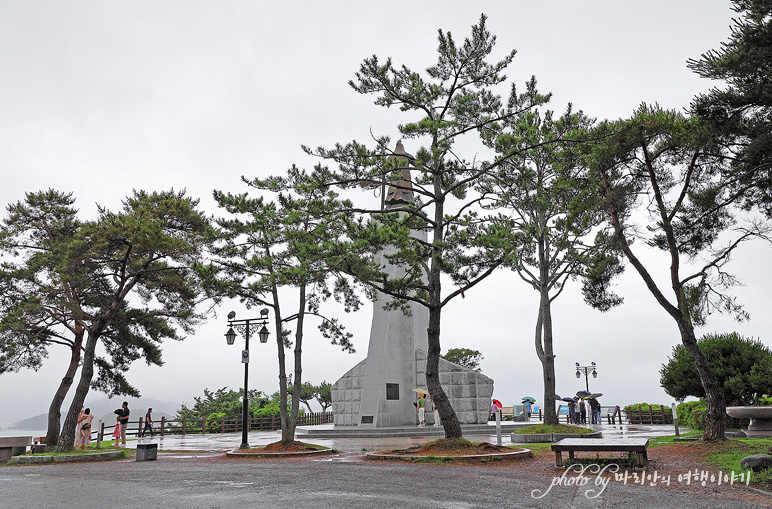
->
{"left": 331, "top": 351, "right": 493, "bottom": 426}
{"left": 331, "top": 360, "right": 365, "bottom": 426}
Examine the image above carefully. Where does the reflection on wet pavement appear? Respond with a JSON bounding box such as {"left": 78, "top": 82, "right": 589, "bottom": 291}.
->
{"left": 120, "top": 422, "right": 684, "bottom": 455}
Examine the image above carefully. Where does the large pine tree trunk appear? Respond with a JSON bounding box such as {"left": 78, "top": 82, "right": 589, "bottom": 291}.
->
{"left": 678, "top": 320, "right": 726, "bottom": 440}
{"left": 283, "top": 285, "right": 306, "bottom": 446}
{"left": 426, "top": 304, "right": 462, "bottom": 438}
{"left": 45, "top": 330, "right": 84, "bottom": 446}
{"left": 535, "top": 300, "right": 558, "bottom": 425}
{"left": 58, "top": 331, "right": 99, "bottom": 452}
{"left": 271, "top": 284, "right": 292, "bottom": 445}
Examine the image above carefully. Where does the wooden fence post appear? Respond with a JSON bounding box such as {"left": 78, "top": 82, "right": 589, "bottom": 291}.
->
{"left": 648, "top": 405, "right": 654, "bottom": 424}
{"left": 160, "top": 416, "right": 165, "bottom": 437}
{"left": 202, "top": 416, "right": 206, "bottom": 435}
{"left": 182, "top": 415, "right": 187, "bottom": 435}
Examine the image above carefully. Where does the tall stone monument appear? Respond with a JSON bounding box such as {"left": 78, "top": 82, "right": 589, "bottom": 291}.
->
{"left": 331, "top": 142, "right": 493, "bottom": 427}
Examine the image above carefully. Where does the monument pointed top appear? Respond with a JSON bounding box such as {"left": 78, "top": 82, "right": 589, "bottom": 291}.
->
{"left": 393, "top": 140, "right": 414, "bottom": 161}
{"left": 385, "top": 141, "right": 415, "bottom": 207}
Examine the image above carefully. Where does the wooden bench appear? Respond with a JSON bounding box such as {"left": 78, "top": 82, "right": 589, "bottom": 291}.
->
{"left": 551, "top": 438, "right": 649, "bottom": 468}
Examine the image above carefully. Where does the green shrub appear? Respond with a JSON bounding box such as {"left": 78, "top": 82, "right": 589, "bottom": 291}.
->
{"left": 677, "top": 400, "right": 704, "bottom": 429}
{"left": 676, "top": 400, "right": 748, "bottom": 430}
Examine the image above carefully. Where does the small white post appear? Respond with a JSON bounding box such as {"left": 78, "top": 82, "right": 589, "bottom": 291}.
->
{"left": 672, "top": 403, "right": 680, "bottom": 436}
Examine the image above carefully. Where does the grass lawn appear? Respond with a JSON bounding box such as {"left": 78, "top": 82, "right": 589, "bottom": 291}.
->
{"left": 649, "top": 432, "right": 772, "bottom": 490}
{"left": 703, "top": 437, "right": 772, "bottom": 489}
{"left": 513, "top": 423, "right": 596, "bottom": 434}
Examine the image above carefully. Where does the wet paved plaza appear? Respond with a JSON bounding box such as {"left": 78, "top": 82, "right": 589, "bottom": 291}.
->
{"left": 125, "top": 421, "right": 682, "bottom": 455}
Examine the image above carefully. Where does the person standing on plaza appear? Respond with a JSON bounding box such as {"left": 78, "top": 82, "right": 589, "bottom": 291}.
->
{"left": 140, "top": 408, "right": 154, "bottom": 437}
{"left": 432, "top": 399, "right": 440, "bottom": 427}
{"left": 579, "top": 399, "right": 587, "bottom": 424}
{"left": 417, "top": 393, "right": 426, "bottom": 427}
{"left": 523, "top": 400, "right": 532, "bottom": 420}
{"left": 111, "top": 415, "right": 122, "bottom": 447}
{"left": 568, "top": 398, "right": 577, "bottom": 424}
{"left": 75, "top": 408, "right": 93, "bottom": 450}
{"left": 118, "top": 401, "right": 130, "bottom": 445}
{"left": 589, "top": 397, "right": 601, "bottom": 424}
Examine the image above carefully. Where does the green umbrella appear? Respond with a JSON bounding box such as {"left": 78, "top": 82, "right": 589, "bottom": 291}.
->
{"left": 521, "top": 397, "right": 536, "bottom": 403}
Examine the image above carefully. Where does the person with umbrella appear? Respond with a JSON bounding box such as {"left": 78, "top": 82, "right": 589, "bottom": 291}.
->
{"left": 522, "top": 397, "right": 535, "bottom": 419}
{"left": 589, "top": 395, "right": 602, "bottom": 424}
{"left": 417, "top": 392, "right": 426, "bottom": 427}
{"left": 490, "top": 399, "right": 503, "bottom": 421}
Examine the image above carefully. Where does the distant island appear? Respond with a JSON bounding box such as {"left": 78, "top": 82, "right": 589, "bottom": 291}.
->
{"left": 8, "top": 397, "right": 179, "bottom": 429}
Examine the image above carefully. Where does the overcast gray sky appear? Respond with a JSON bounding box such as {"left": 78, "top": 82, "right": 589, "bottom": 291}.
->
{"left": 3, "top": 1, "right": 768, "bottom": 425}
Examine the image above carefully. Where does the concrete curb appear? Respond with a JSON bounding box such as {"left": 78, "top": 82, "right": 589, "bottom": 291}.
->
{"left": 366, "top": 448, "right": 532, "bottom": 462}
{"left": 7, "top": 450, "right": 124, "bottom": 465}
{"left": 511, "top": 431, "right": 602, "bottom": 443}
{"left": 225, "top": 448, "right": 336, "bottom": 458}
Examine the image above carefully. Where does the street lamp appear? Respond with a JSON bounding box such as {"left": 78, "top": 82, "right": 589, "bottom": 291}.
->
{"left": 225, "top": 308, "right": 270, "bottom": 449}
{"left": 575, "top": 361, "right": 597, "bottom": 392}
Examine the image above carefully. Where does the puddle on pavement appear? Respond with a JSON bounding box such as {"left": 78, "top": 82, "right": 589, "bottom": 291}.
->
{"left": 314, "top": 455, "right": 359, "bottom": 463}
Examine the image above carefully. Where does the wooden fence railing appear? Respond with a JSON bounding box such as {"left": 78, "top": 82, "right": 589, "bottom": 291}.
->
{"left": 92, "top": 411, "right": 334, "bottom": 444}
{"left": 623, "top": 405, "right": 674, "bottom": 425}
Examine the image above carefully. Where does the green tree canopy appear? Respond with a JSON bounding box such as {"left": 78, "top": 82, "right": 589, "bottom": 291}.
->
{"left": 689, "top": 0, "right": 772, "bottom": 215}
{"left": 207, "top": 165, "right": 362, "bottom": 445}
{"left": 315, "top": 381, "right": 332, "bottom": 412}
{"left": 53, "top": 189, "right": 210, "bottom": 451}
{"left": 483, "top": 106, "right": 623, "bottom": 424}
{"left": 661, "top": 332, "right": 772, "bottom": 406}
{"left": 441, "top": 348, "right": 484, "bottom": 372}
{"left": 175, "top": 387, "right": 271, "bottom": 422}
{"left": 584, "top": 105, "right": 770, "bottom": 439}
{"left": 305, "top": 14, "right": 550, "bottom": 439}
{"left": 0, "top": 189, "right": 199, "bottom": 448}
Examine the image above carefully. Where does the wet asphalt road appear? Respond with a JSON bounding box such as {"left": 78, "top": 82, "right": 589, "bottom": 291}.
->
{"left": 1, "top": 451, "right": 769, "bottom": 509}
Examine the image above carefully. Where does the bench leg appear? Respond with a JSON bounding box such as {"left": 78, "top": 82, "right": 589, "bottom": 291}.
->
{"left": 555, "top": 451, "right": 562, "bottom": 467}
{"left": 568, "top": 451, "right": 575, "bottom": 460}
{"left": 636, "top": 451, "right": 646, "bottom": 467}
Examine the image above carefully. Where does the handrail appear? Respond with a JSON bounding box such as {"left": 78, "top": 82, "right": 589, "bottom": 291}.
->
{"left": 92, "top": 411, "right": 334, "bottom": 446}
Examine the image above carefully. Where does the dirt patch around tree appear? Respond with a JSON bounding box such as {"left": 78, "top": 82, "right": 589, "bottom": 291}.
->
{"left": 225, "top": 440, "right": 335, "bottom": 458}
{"left": 367, "top": 437, "right": 531, "bottom": 463}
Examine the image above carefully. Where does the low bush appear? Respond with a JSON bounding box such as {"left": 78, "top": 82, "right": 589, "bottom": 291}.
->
{"left": 676, "top": 400, "right": 748, "bottom": 430}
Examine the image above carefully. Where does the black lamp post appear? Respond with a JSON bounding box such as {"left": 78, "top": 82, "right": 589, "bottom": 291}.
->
{"left": 225, "top": 308, "right": 270, "bottom": 449}
{"left": 575, "top": 361, "right": 597, "bottom": 392}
